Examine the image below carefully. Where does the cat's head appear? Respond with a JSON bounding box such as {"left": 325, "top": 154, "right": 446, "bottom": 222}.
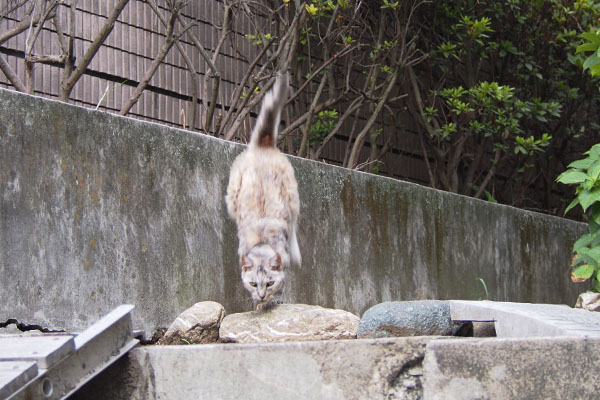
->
{"left": 240, "top": 244, "right": 285, "bottom": 310}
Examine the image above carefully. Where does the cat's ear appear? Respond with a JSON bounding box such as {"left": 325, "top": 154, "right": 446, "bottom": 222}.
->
{"left": 270, "top": 253, "right": 282, "bottom": 271}
{"left": 241, "top": 256, "right": 253, "bottom": 273}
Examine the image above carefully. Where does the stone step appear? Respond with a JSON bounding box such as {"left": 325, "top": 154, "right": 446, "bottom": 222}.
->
{"left": 74, "top": 335, "right": 600, "bottom": 400}
{"left": 449, "top": 300, "right": 600, "bottom": 337}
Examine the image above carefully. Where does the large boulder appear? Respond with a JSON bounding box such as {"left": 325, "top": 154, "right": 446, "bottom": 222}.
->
{"left": 357, "top": 300, "right": 454, "bottom": 338}
{"left": 219, "top": 304, "right": 359, "bottom": 343}
{"left": 157, "top": 301, "right": 225, "bottom": 345}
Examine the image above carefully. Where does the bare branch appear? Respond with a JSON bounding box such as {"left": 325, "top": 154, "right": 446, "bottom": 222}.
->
{"left": 0, "top": 55, "right": 26, "bottom": 92}
{"left": 346, "top": 67, "right": 399, "bottom": 169}
{"left": 221, "top": 38, "right": 275, "bottom": 139}
{"left": 61, "top": 0, "right": 129, "bottom": 100}
{"left": 287, "top": 43, "right": 357, "bottom": 106}
{"left": 313, "top": 95, "right": 364, "bottom": 160}
{"left": 474, "top": 148, "right": 502, "bottom": 200}
{"left": 146, "top": 0, "right": 198, "bottom": 130}
{"left": 0, "top": 9, "right": 53, "bottom": 45}
{"left": 0, "top": 0, "right": 30, "bottom": 21}
{"left": 297, "top": 71, "right": 328, "bottom": 158}
{"left": 120, "top": 1, "right": 191, "bottom": 116}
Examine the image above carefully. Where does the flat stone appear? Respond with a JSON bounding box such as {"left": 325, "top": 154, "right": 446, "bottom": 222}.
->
{"left": 219, "top": 304, "right": 359, "bottom": 343}
{"left": 449, "top": 300, "right": 600, "bottom": 337}
{"left": 158, "top": 301, "right": 225, "bottom": 345}
{"left": 357, "top": 301, "right": 454, "bottom": 338}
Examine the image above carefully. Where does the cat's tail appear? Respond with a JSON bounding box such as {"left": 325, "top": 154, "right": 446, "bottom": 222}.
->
{"left": 249, "top": 73, "right": 289, "bottom": 148}
{"left": 289, "top": 227, "right": 301, "bottom": 267}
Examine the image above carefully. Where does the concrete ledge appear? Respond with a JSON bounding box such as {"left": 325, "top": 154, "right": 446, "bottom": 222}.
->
{"left": 72, "top": 336, "right": 600, "bottom": 399}
{"left": 423, "top": 337, "right": 600, "bottom": 399}
{"left": 450, "top": 300, "right": 600, "bottom": 337}
{"left": 74, "top": 337, "right": 438, "bottom": 400}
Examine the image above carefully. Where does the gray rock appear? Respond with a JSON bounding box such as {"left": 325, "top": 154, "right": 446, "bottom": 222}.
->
{"left": 219, "top": 303, "right": 359, "bottom": 343}
{"left": 357, "top": 300, "right": 453, "bottom": 338}
{"left": 157, "top": 301, "right": 225, "bottom": 345}
{"left": 575, "top": 291, "right": 600, "bottom": 312}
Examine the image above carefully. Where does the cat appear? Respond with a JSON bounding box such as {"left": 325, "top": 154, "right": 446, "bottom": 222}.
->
{"left": 225, "top": 72, "right": 301, "bottom": 311}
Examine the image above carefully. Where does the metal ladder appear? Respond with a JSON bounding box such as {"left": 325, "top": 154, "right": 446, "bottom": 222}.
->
{"left": 0, "top": 305, "right": 138, "bottom": 399}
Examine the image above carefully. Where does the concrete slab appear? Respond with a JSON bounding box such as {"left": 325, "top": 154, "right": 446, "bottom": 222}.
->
{"left": 0, "top": 335, "right": 74, "bottom": 368}
{"left": 73, "top": 337, "right": 447, "bottom": 400}
{"left": 423, "top": 337, "right": 600, "bottom": 400}
{"left": 74, "top": 334, "right": 600, "bottom": 400}
{"left": 449, "top": 300, "right": 600, "bottom": 337}
{"left": 0, "top": 362, "right": 37, "bottom": 399}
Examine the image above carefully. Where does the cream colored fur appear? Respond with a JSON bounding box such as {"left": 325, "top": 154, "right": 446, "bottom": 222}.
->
{"left": 225, "top": 73, "right": 301, "bottom": 309}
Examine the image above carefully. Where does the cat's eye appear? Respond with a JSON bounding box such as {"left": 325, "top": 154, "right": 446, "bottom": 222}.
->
{"left": 249, "top": 282, "right": 257, "bottom": 287}
{"left": 266, "top": 281, "right": 275, "bottom": 287}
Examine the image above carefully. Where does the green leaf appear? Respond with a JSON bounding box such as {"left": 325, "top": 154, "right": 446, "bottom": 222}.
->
{"left": 564, "top": 197, "right": 581, "bottom": 215}
{"left": 581, "top": 31, "right": 600, "bottom": 44}
{"left": 579, "top": 246, "right": 600, "bottom": 263}
{"left": 556, "top": 170, "right": 589, "bottom": 184}
{"left": 594, "top": 278, "right": 600, "bottom": 292}
{"left": 580, "top": 189, "right": 600, "bottom": 212}
{"left": 592, "top": 203, "right": 600, "bottom": 225}
{"left": 576, "top": 42, "right": 600, "bottom": 54}
{"left": 590, "top": 160, "right": 600, "bottom": 178}
{"left": 574, "top": 234, "right": 594, "bottom": 251}
{"left": 305, "top": 3, "right": 318, "bottom": 15}
{"left": 573, "top": 264, "right": 595, "bottom": 280}
{"left": 575, "top": 252, "right": 598, "bottom": 268}
{"left": 592, "top": 218, "right": 600, "bottom": 235}
{"left": 583, "top": 54, "right": 600, "bottom": 71}
{"left": 568, "top": 158, "right": 594, "bottom": 170}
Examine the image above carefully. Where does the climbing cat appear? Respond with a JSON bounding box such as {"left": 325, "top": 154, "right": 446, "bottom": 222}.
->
{"left": 225, "top": 73, "right": 301, "bottom": 311}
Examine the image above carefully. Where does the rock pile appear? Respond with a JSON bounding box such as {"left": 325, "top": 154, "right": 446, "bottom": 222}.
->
{"left": 156, "top": 300, "right": 494, "bottom": 345}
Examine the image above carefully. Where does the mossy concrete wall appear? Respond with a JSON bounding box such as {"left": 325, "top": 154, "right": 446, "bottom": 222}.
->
{"left": 0, "top": 88, "right": 586, "bottom": 334}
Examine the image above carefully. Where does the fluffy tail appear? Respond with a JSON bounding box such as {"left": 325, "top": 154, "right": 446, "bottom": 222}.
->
{"left": 250, "top": 73, "right": 289, "bottom": 148}
{"left": 289, "top": 227, "right": 301, "bottom": 267}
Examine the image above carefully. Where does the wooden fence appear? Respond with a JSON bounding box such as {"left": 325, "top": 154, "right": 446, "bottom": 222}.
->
{"left": 0, "top": 0, "right": 430, "bottom": 185}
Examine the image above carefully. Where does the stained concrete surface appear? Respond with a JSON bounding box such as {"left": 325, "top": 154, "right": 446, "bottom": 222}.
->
{"left": 72, "top": 336, "right": 600, "bottom": 400}
{"left": 423, "top": 337, "right": 600, "bottom": 400}
{"left": 72, "top": 337, "right": 434, "bottom": 400}
{"left": 0, "top": 88, "right": 587, "bottom": 334}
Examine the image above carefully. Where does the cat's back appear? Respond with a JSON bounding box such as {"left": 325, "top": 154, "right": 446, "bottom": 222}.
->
{"left": 226, "top": 146, "right": 298, "bottom": 223}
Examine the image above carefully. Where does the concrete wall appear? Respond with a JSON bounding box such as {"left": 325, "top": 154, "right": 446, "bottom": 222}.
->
{"left": 0, "top": 88, "right": 587, "bottom": 334}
